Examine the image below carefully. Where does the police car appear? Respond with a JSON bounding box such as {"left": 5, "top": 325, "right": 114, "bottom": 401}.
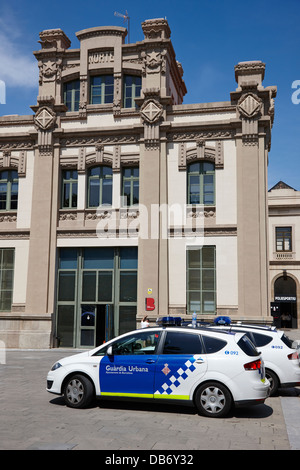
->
{"left": 205, "top": 317, "right": 300, "bottom": 396}
{"left": 46, "top": 318, "right": 270, "bottom": 418}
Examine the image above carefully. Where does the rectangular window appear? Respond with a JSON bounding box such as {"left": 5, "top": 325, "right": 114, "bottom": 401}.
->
{"left": 63, "top": 80, "right": 80, "bottom": 111}
{"left": 62, "top": 170, "right": 78, "bottom": 208}
{"left": 90, "top": 75, "right": 114, "bottom": 104}
{"left": 0, "top": 171, "right": 18, "bottom": 211}
{"left": 57, "top": 305, "right": 75, "bottom": 347}
{"left": 122, "top": 167, "right": 139, "bottom": 206}
{"left": 0, "top": 248, "right": 14, "bottom": 312}
{"left": 88, "top": 166, "right": 112, "bottom": 207}
{"left": 123, "top": 75, "right": 141, "bottom": 108}
{"left": 276, "top": 227, "right": 292, "bottom": 252}
{"left": 187, "top": 162, "right": 215, "bottom": 205}
{"left": 187, "top": 246, "right": 216, "bottom": 314}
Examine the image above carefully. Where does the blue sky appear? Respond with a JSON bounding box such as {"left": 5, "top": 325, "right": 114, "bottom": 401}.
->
{"left": 0, "top": 0, "right": 300, "bottom": 189}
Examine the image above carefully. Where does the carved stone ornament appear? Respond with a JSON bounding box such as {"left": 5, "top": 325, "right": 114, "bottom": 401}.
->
{"left": 237, "top": 93, "right": 262, "bottom": 119}
{"left": 34, "top": 107, "right": 56, "bottom": 130}
{"left": 140, "top": 99, "right": 163, "bottom": 124}
{"left": 38, "top": 59, "right": 62, "bottom": 84}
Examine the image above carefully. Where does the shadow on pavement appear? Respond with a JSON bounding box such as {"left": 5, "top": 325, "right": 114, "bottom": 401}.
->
{"left": 49, "top": 395, "right": 276, "bottom": 419}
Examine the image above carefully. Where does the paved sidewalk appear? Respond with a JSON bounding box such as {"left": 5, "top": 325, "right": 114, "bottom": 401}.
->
{"left": 1, "top": 344, "right": 300, "bottom": 451}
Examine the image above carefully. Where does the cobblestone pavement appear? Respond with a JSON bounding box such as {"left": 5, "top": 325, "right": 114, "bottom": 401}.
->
{"left": 1, "top": 335, "right": 300, "bottom": 452}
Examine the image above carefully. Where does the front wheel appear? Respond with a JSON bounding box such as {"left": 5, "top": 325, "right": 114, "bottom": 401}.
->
{"left": 194, "top": 382, "right": 232, "bottom": 418}
{"left": 63, "top": 374, "right": 94, "bottom": 408}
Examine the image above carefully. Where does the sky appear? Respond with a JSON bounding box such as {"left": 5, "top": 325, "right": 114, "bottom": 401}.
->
{"left": 0, "top": 0, "right": 300, "bottom": 189}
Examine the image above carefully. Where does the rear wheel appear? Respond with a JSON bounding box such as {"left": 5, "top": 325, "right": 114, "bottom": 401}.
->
{"left": 63, "top": 374, "right": 94, "bottom": 408}
{"left": 194, "top": 382, "right": 232, "bottom": 418}
{"left": 265, "top": 369, "right": 279, "bottom": 396}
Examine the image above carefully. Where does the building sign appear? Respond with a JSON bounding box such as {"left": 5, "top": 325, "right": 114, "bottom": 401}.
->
{"left": 274, "top": 296, "right": 296, "bottom": 302}
{"left": 89, "top": 51, "right": 114, "bottom": 64}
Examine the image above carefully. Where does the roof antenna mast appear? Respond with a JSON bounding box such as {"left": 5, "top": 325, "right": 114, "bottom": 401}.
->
{"left": 114, "top": 10, "right": 130, "bottom": 43}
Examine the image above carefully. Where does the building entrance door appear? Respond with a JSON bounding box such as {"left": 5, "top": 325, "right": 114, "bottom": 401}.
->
{"left": 80, "top": 304, "right": 114, "bottom": 347}
{"left": 56, "top": 247, "right": 138, "bottom": 348}
{"left": 274, "top": 275, "right": 297, "bottom": 328}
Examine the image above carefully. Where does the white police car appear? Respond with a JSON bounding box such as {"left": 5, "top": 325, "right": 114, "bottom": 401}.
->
{"left": 46, "top": 318, "right": 270, "bottom": 418}
{"left": 206, "top": 318, "right": 300, "bottom": 396}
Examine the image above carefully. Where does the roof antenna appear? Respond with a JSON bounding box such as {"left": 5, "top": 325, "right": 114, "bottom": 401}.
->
{"left": 114, "top": 10, "right": 130, "bottom": 43}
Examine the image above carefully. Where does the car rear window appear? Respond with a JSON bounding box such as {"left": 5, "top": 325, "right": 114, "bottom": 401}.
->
{"left": 163, "top": 331, "right": 203, "bottom": 354}
{"left": 202, "top": 335, "right": 227, "bottom": 354}
{"left": 237, "top": 335, "right": 260, "bottom": 357}
{"left": 280, "top": 333, "right": 294, "bottom": 349}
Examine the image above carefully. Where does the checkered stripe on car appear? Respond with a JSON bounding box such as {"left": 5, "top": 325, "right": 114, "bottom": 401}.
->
{"left": 155, "top": 357, "right": 197, "bottom": 396}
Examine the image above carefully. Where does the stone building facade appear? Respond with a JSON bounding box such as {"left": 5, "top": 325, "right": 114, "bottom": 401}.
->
{"left": 269, "top": 182, "right": 300, "bottom": 329}
{"left": 0, "top": 18, "right": 277, "bottom": 348}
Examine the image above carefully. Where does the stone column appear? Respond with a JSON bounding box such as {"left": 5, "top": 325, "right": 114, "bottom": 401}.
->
{"left": 25, "top": 98, "right": 60, "bottom": 318}
{"left": 232, "top": 61, "right": 276, "bottom": 319}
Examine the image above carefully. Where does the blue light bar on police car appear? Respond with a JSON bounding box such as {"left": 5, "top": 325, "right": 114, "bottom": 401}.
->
{"left": 214, "top": 316, "right": 231, "bottom": 325}
{"left": 158, "top": 316, "right": 182, "bottom": 326}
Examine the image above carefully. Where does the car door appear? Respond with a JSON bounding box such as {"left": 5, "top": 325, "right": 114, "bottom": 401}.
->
{"left": 99, "top": 330, "right": 161, "bottom": 398}
{"left": 154, "top": 330, "right": 208, "bottom": 401}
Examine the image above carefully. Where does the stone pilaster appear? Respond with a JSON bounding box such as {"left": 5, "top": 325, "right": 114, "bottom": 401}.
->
{"left": 231, "top": 61, "right": 277, "bottom": 318}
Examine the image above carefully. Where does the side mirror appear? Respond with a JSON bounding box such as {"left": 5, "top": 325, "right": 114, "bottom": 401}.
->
{"left": 107, "top": 346, "right": 113, "bottom": 356}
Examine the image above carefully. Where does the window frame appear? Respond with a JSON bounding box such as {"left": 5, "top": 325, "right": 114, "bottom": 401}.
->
{"left": 187, "top": 161, "right": 215, "bottom": 205}
{"left": 123, "top": 75, "right": 142, "bottom": 108}
{"left": 275, "top": 226, "right": 292, "bottom": 252}
{"left": 0, "top": 248, "right": 15, "bottom": 312}
{"left": 122, "top": 167, "right": 139, "bottom": 206}
{"left": 63, "top": 79, "right": 80, "bottom": 112}
{"left": 61, "top": 169, "right": 78, "bottom": 208}
{"left": 186, "top": 246, "right": 216, "bottom": 315}
{"left": 0, "top": 170, "right": 18, "bottom": 211}
{"left": 87, "top": 165, "right": 113, "bottom": 208}
{"left": 90, "top": 75, "right": 114, "bottom": 105}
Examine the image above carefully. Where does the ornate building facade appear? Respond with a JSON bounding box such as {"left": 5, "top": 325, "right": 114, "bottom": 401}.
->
{"left": 0, "top": 18, "right": 277, "bottom": 348}
{"left": 269, "top": 182, "right": 300, "bottom": 329}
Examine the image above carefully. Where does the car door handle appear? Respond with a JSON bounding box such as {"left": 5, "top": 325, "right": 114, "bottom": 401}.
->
{"left": 195, "top": 359, "right": 205, "bottom": 364}
{"left": 146, "top": 359, "right": 156, "bottom": 364}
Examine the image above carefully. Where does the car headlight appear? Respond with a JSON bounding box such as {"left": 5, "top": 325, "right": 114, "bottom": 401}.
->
{"left": 51, "top": 362, "right": 62, "bottom": 371}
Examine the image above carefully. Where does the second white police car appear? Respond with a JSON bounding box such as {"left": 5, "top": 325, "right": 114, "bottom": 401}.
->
{"left": 47, "top": 317, "right": 270, "bottom": 418}
{"left": 203, "top": 318, "right": 300, "bottom": 396}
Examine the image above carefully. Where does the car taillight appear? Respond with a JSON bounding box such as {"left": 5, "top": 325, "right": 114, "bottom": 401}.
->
{"left": 244, "top": 359, "right": 262, "bottom": 371}
{"left": 288, "top": 352, "right": 299, "bottom": 360}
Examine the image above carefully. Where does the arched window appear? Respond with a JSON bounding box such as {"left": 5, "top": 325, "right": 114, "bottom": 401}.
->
{"left": 87, "top": 166, "right": 112, "bottom": 207}
{"left": 187, "top": 161, "right": 215, "bottom": 205}
{"left": 63, "top": 79, "right": 80, "bottom": 111}
{"left": 0, "top": 170, "right": 18, "bottom": 211}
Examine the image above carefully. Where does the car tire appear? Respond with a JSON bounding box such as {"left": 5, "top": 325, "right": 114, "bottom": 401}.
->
{"left": 265, "top": 369, "right": 279, "bottom": 396}
{"left": 63, "top": 374, "right": 94, "bottom": 408}
{"left": 194, "top": 382, "right": 232, "bottom": 418}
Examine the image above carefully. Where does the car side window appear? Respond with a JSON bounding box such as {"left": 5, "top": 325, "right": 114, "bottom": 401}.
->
{"left": 251, "top": 333, "right": 272, "bottom": 347}
{"left": 162, "top": 332, "right": 203, "bottom": 354}
{"left": 202, "top": 335, "right": 227, "bottom": 353}
{"left": 111, "top": 331, "right": 161, "bottom": 355}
